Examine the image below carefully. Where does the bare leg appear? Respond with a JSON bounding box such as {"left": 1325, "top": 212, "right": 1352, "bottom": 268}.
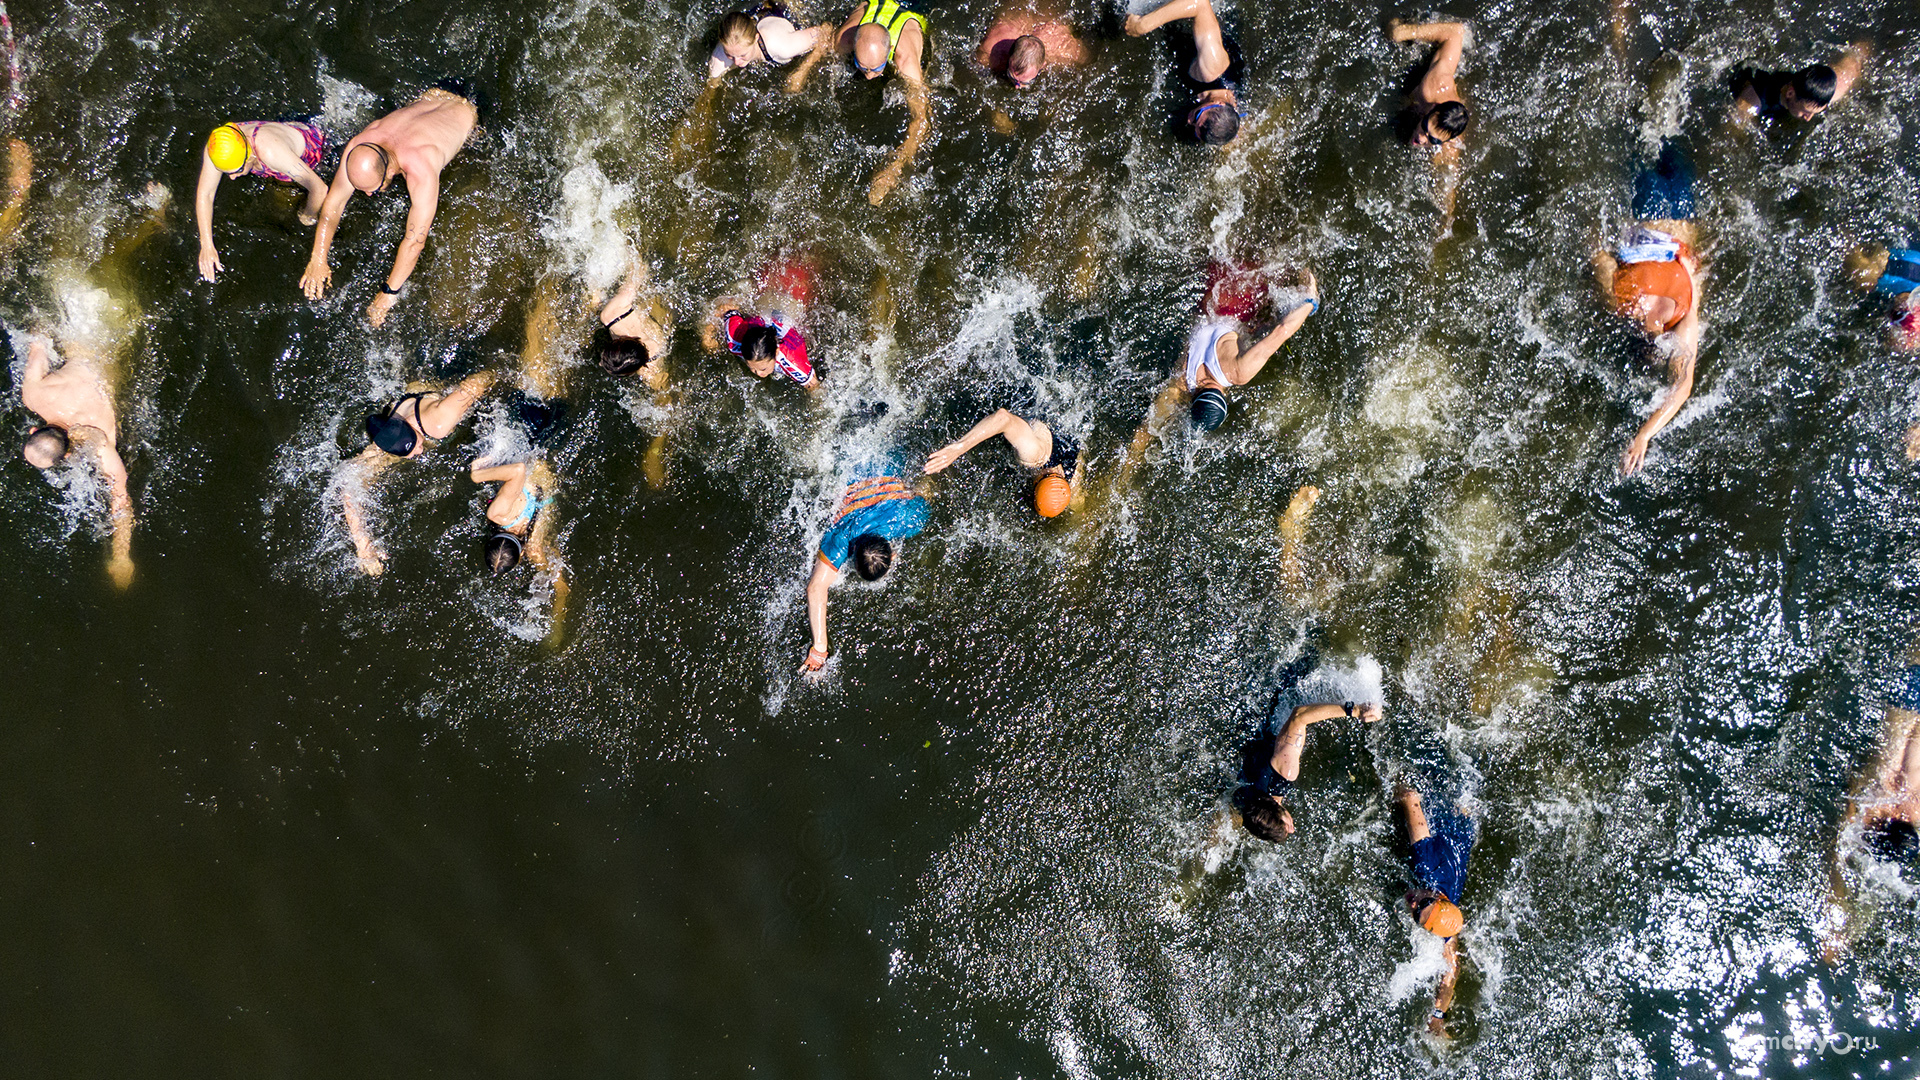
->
{"left": 1279, "top": 484, "right": 1320, "bottom": 592}
{"left": 0, "top": 138, "right": 30, "bottom": 253}
{"left": 1126, "top": 0, "right": 1204, "bottom": 36}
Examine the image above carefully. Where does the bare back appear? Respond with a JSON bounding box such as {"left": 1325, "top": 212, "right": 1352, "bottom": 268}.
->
{"left": 352, "top": 90, "right": 477, "bottom": 185}
{"left": 22, "top": 340, "right": 116, "bottom": 444}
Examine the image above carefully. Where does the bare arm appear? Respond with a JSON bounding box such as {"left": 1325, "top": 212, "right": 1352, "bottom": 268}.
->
{"left": 470, "top": 461, "right": 524, "bottom": 484}
{"left": 1428, "top": 938, "right": 1460, "bottom": 1036}
{"left": 0, "top": 139, "right": 30, "bottom": 254}
{"left": 1391, "top": 21, "right": 1467, "bottom": 101}
{"left": 600, "top": 257, "right": 648, "bottom": 326}
{"left": 1224, "top": 289, "right": 1317, "bottom": 384}
{"left": 1830, "top": 42, "right": 1869, "bottom": 105}
{"left": 925, "top": 409, "right": 1028, "bottom": 472}
{"left": 1622, "top": 270, "right": 1700, "bottom": 475}
{"left": 1271, "top": 701, "right": 1380, "bottom": 780}
{"left": 339, "top": 447, "right": 392, "bottom": 576}
{"left": 74, "top": 430, "right": 134, "bottom": 589}
{"left": 418, "top": 371, "right": 495, "bottom": 439}
{"left": 801, "top": 554, "right": 840, "bottom": 672}
{"left": 785, "top": 25, "right": 836, "bottom": 92}
{"left": 193, "top": 155, "right": 226, "bottom": 281}
{"left": 868, "top": 32, "right": 932, "bottom": 205}
{"left": 366, "top": 169, "right": 442, "bottom": 327}
{"left": 300, "top": 156, "right": 361, "bottom": 299}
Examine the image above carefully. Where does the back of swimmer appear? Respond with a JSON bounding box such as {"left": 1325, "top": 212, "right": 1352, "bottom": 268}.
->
{"left": 194, "top": 119, "right": 330, "bottom": 281}
{"left": 708, "top": 297, "right": 817, "bottom": 388}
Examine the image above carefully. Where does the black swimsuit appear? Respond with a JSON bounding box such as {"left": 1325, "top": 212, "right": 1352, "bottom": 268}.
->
{"left": 1176, "top": 33, "right": 1244, "bottom": 99}
{"left": 1038, "top": 429, "right": 1079, "bottom": 482}
{"left": 1730, "top": 66, "right": 1795, "bottom": 123}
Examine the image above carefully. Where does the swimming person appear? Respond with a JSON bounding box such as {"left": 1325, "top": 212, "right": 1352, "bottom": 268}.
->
{"left": 1387, "top": 20, "right": 1470, "bottom": 164}
{"left": 300, "top": 84, "right": 481, "bottom": 327}
{"left": 469, "top": 403, "right": 569, "bottom": 636}
{"left": 1822, "top": 661, "right": 1920, "bottom": 959}
{"left": 339, "top": 370, "right": 495, "bottom": 576}
{"left": 598, "top": 254, "right": 673, "bottom": 391}
{"left": 1594, "top": 140, "right": 1702, "bottom": 476}
{"left": 1397, "top": 780, "right": 1478, "bottom": 1039}
{"left": 799, "top": 469, "right": 931, "bottom": 675}
{"left": 1729, "top": 44, "right": 1868, "bottom": 129}
{"left": 193, "top": 118, "right": 328, "bottom": 281}
{"left": 1233, "top": 699, "right": 1383, "bottom": 842}
{"left": 977, "top": 6, "right": 1088, "bottom": 88}
{"left": 703, "top": 291, "right": 818, "bottom": 390}
{"left": 788, "top": 1, "right": 930, "bottom": 204}
{"left": 1845, "top": 244, "right": 1920, "bottom": 355}
{"left": 1128, "top": 268, "right": 1317, "bottom": 455}
{"left": 18, "top": 334, "right": 134, "bottom": 588}
{"left": 707, "top": 4, "right": 832, "bottom": 88}
{"left": 923, "top": 408, "right": 1081, "bottom": 518}
{"left": 1125, "top": 0, "right": 1243, "bottom": 146}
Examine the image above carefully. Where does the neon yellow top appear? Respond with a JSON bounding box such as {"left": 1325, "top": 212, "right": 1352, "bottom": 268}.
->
{"left": 856, "top": 0, "right": 927, "bottom": 63}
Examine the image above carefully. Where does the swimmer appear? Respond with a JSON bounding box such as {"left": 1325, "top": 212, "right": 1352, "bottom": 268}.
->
{"left": 1397, "top": 781, "right": 1478, "bottom": 1039}
{"left": 471, "top": 444, "right": 569, "bottom": 634}
{"left": 1128, "top": 269, "right": 1317, "bottom": 454}
{"left": 923, "top": 408, "right": 1082, "bottom": 518}
{"left": 1730, "top": 44, "right": 1868, "bottom": 129}
{"left": 799, "top": 470, "right": 932, "bottom": 675}
{"left": 598, "top": 256, "right": 673, "bottom": 391}
{"left": 193, "top": 119, "right": 329, "bottom": 281}
{"left": 18, "top": 335, "right": 134, "bottom": 588}
{"left": 977, "top": 7, "right": 1088, "bottom": 88}
{"left": 791, "top": 1, "right": 931, "bottom": 203}
{"left": 707, "top": 4, "right": 832, "bottom": 88}
{"left": 1125, "top": 0, "right": 1244, "bottom": 146}
{"left": 1232, "top": 700, "right": 1383, "bottom": 841}
{"left": 1822, "top": 660, "right": 1920, "bottom": 959}
{"left": 300, "top": 83, "right": 481, "bottom": 327}
{"left": 1593, "top": 140, "right": 1703, "bottom": 476}
{"left": 703, "top": 293, "right": 818, "bottom": 390}
{"left": 1387, "top": 20, "right": 1471, "bottom": 171}
{"left": 339, "top": 371, "right": 494, "bottom": 576}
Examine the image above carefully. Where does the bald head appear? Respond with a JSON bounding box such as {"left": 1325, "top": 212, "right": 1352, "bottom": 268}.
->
{"left": 22, "top": 426, "right": 68, "bottom": 469}
{"left": 1008, "top": 35, "right": 1045, "bottom": 85}
{"left": 852, "top": 23, "right": 890, "bottom": 77}
{"left": 345, "top": 144, "right": 390, "bottom": 194}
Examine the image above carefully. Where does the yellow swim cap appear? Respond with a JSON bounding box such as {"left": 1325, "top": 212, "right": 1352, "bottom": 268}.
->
{"left": 1420, "top": 899, "right": 1464, "bottom": 938}
{"left": 206, "top": 124, "right": 248, "bottom": 173}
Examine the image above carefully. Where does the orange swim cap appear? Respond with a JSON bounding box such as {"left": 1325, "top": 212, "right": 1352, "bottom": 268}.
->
{"left": 1034, "top": 474, "right": 1070, "bottom": 518}
{"left": 1420, "top": 899, "right": 1464, "bottom": 938}
{"left": 206, "top": 124, "right": 248, "bottom": 173}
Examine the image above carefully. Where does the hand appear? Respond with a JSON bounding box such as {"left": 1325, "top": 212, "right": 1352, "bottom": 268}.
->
{"left": 367, "top": 290, "right": 398, "bottom": 327}
{"left": 107, "top": 553, "right": 134, "bottom": 590}
{"left": 1426, "top": 1014, "right": 1450, "bottom": 1039}
{"left": 1621, "top": 435, "right": 1650, "bottom": 476}
{"left": 1123, "top": 14, "right": 1146, "bottom": 36}
{"left": 784, "top": 67, "right": 810, "bottom": 95}
{"left": 925, "top": 442, "right": 965, "bottom": 474}
{"left": 300, "top": 259, "right": 332, "bottom": 300}
{"left": 799, "top": 645, "right": 829, "bottom": 676}
{"left": 357, "top": 550, "right": 386, "bottom": 577}
{"left": 197, "top": 246, "right": 224, "bottom": 282}
{"left": 868, "top": 162, "right": 904, "bottom": 205}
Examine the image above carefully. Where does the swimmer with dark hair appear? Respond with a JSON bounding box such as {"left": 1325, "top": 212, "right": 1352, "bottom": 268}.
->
{"left": 18, "top": 335, "right": 134, "bottom": 588}
{"left": 471, "top": 448, "right": 569, "bottom": 635}
{"left": 1126, "top": 0, "right": 1243, "bottom": 146}
{"left": 1593, "top": 140, "right": 1703, "bottom": 476}
{"left": 301, "top": 84, "right": 481, "bottom": 327}
{"left": 1127, "top": 268, "right": 1317, "bottom": 459}
{"left": 799, "top": 471, "right": 931, "bottom": 676}
{"left": 703, "top": 292, "right": 818, "bottom": 391}
{"left": 1233, "top": 700, "right": 1383, "bottom": 842}
{"left": 977, "top": 7, "right": 1087, "bottom": 88}
{"left": 340, "top": 370, "right": 495, "bottom": 576}
{"left": 707, "top": 4, "right": 833, "bottom": 88}
{"left": 1388, "top": 20, "right": 1471, "bottom": 157}
{"left": 1823, "top": 659, "right": 1920, "bottom": 960}
{"left": 924, "top": 408, "right": 1081, "bottom": 519}
{"left": 597, "top": 255, "right": 672, "bottom": 389}
{"left": 1730, "top": 43, "right": 1868, "bottom": 128}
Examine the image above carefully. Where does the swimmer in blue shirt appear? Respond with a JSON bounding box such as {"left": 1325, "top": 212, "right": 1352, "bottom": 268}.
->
{"left": 1398, "top": 781, "right": 1478, "bottom": 1039}
{"left": 799, "top": 472, "right": 932, "bottom": 675}
{"left": 1824, "top": 660, "right": 1920, "bottom": 959}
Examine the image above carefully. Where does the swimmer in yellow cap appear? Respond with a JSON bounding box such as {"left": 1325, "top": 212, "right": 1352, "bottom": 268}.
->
{"left": 193, "top": 119, "right": 329, "bottom": 281}
{"left": 1397, "top": 782, "right": 1478, "bottom": 1039}
{"left": 923, "top": 408, "right": 1081, "bottom": 519}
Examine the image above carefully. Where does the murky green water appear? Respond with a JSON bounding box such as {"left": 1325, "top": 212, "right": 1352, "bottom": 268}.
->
{"left": 3, "top": 0, "right": 1920, "bottom": 1075}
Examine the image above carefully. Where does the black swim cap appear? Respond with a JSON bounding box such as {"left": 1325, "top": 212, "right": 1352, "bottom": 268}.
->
{"left": 1866, "top": 818, "right": 1920, "bottom": 863}
{"left": 366, "top": 410, "right": 417, "bottom": 457}
{"left": 1190, "top": 388, "right": 1229, "bottom": 431}
{"left": 484, "top": 531, "right": 523, "bottom": 576}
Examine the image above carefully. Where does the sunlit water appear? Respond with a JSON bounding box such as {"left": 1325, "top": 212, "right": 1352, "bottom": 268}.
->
{"left": 1, "top": 0, "right": 1919, "bottom": 1075}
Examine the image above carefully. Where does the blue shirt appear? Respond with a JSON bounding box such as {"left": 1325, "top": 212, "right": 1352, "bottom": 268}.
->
{"left": 817, "top": 477, "right": 929, "bottom": 570}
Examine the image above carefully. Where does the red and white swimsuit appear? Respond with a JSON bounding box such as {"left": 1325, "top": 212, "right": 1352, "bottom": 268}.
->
{"left": 723, "top": 310, "right": 814, "bottom": 386}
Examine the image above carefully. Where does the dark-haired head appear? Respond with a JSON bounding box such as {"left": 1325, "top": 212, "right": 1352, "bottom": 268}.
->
{"left": 1190, "top": 388, "right": 1229, "bottom": 431}
{"left": 1432, "top": 100, "right": 1470, "bottom": 139}
{"left": 1865, "top": 818, "right": 1920, "bottom": 863}
{"left": 599, "top": 335, "right": 651, "bottom": 377}
{"left": 365, "top": 407, "right": 417, "bottom": 458}
{"left": 22, "top": 426, "right": 69, "bottom": 468}
{"left": 1188, "top": 102, "right": 1239, "bottom": 146}
{"left": 849, "top": 533, "right": 893, "bottom": 581}
{"left": 484, "top": 531, "right": 523, "bottom": 576}
{"left": 1793, "top": 64, "right": 1838, "bottom": 107}
{"left": 1233, "top": 786, "right": 1290, "bottom": 842}
{"left": 1007, "top": 35, "right": 1045, "bottom": 85}
{"left": 737, "top": 323, "right": 780, "bottom": 377}
{"left": 1402, "top": 102, "right": 1469, "bottom": 146}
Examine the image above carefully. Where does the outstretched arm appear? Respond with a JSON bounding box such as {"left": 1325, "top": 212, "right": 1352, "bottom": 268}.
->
{"left": 1391, "top": 21, "right": 1468, "bottom": 101}
{"left": 1829, "top": 42, "right": 1870, "bottom": 106}
{"left": 1428, "top": 938, "right": 1460, "bottom": 1037}
{"left": 339, "top": 447, "right": 392, "bottom": 576}
{"left": 73, "top": 429, "right": 134, "bottom": 589}
{"left": 0, "top": 139, "right": 30, "bottom": 254}
{"left": 800, "top": 554, "right": 840, "bottom": 673}
{"left": 367, "top": 170, "right": 442, "bottom": 327}
{"left": 1271, "top": 701, "right": 1380, "bottom": 780}
{"left": 784, "top": 25, "right": 836, "bottom": 93}
{"left": 1622, "top": 272, "right": 1701, "bottom": 475}
{"left": 925, "top": 409, "right": 1037, "bottom": 472}
{"left": 300, "top": 157, "right": 360, "bottom": 299}
{"left": 418, "top": 371, "right": 496, "bottom": 439}
{"left": 193, "top": 154, "right": 226, "bottom": 281}
{"left": 869, "top": 33, "right": 932, "bottom": 205}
